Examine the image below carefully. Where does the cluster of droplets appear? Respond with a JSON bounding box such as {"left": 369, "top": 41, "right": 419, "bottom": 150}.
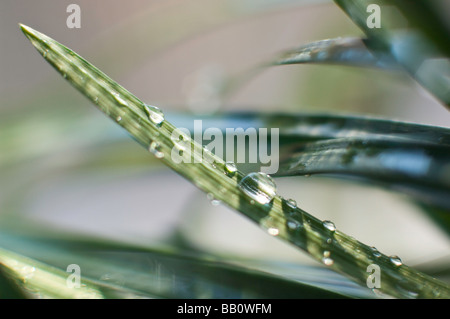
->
{"left": 322, "top": 250, "right": 334, "bottom": 266}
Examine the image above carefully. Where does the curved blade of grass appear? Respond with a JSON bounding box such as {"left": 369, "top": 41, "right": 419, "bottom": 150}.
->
{"left": 272, "top": 37, "right": 400, "bottom": 70}
{"left": 171, "top": 112, "right": 450, "bottom": 146}
{"left": 274, "top": 137, "right": 450, "bottom": 210}
{"left": 0, "top": 232, "right": 349, "bottom": 299}
{"left": 20, "top": 24, "right": 450, "bottom": 299}
{"left": 334, "top": 0, "right": 450, "bottom": 107}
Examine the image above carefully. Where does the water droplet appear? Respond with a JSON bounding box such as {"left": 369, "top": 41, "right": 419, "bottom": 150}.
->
{"left": 286, "top": 198, "right": 297, "bottom": 209}
{"left": 43, "top": 50, "right": 48, "bottom": 58}
{"left": 370, "top": 246, "right": 382, "bottom": 258}
{"left": 323, "top": 220, "right": 336, "bottom": 232}
{"left": 112, "top": 91, "right": 128, "bottom": 106}
{"left": 116, "top": 116, "right": 122, "bottom": 122}
{"left": 224, "top": 161, "right": 237, "bottom": 176}
{"left": 206, "top": 193, "right": 221, "bottom": 206}
{"left": 287, "top": 219, "right": 300, "bottom": 231}
{"left": 389, "top": 255, "right": 403, "bottom": 267}
{"left": 326, "top": 238, "right": 332, "bottom": 244}
{"left": 21, "top": 266, "right": 36, "bottom": 282}
{"left": 144, "top": 104, "right": 164, "bottom": 126}
{"left": 149, "top": 141, "right": 164, "bottom": 159}
{"left": 268, "top": 228, "right": 279, "bottom": 236}
{"left": 238, "top": 172, "right": 277, "bottom": 205}
{"left": 322, "top": 256, "right": 334, "bottom": 266}
{"left": 323, "top": 250, "right": 331, "bottom": 258}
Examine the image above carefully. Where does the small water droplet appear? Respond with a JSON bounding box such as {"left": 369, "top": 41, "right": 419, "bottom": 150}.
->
{"left": 286, "top": 198, "right": 297, "bottom": 209}
{"left": 323, "top": 250, "right": 331, "bottom": 258}
{"left": 389, "top": 255, "right": 403, "bottom": 267}
{"left": 112, "top": 91, "right": 128, "bottom": 106}
{"left": 116, "top": 116, "right": 122, "bottom": 122}
{"left": 370, "top": 247, "right": 382, "bottom": 258}
{"left": 287, "top": 219, "right": 300, "bottom": 231}
{"left": 149, "top": 141, "right": 164, "bottom": 159}
{"left": 224, "top": 161, "right": 237, "bottom": 176}
{"left": 268, "top": 228, "right": 279, "bottom": 236}
{"left": 238, "top": 172, "right": 277, "bottom": 205}
{"left": 206, "top": 193, "right": 221, "bottom": 206}
{"left": 323, "top": 220, "right": 336, "bottom": 232}
{"left": 43, "top": 50, "right": 48, "bottom": 58}
{"left": 322, "top": 257, "right": 334, "bottom": 266}
{"left": 21, "top": 266, "right": 36, "bottom": 282}
{"left": 326, "top": 238, "right": 332, "bottom": 244}
{"left": 144, "top": 104, "right": 164, "bottom": 126}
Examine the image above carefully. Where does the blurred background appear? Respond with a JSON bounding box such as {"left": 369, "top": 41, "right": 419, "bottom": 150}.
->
{"left": 0, "top": 0, "right": 449, "bottom": 297}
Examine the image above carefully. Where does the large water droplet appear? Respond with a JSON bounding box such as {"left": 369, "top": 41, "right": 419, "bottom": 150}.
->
{"left": 224, "top": 161, "right": 237, "bottom": 176}
{"left": 389, "top": 255, "right": 403, "bottom": 267}
{"left": 238, "top": 172, "right": 277, "bottom": 205}
{"left": 144, "top": 104, "right": 164, "bottom": 126}
{"left": 149, "top": 141, "right": 164, "bottom": 159}
{"left": 267, "top": 228, "right": 279, "bottom": 236}
{"left": 323, "top": 220, "right": 336, "bottom": 232}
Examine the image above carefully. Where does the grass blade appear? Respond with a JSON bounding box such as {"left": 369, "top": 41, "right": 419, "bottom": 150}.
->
{"left": 20, "top": 24, "right": 450, "bottom": 299}
{"left": 275, "top": 137, "right": 450, "bottom": 210}
{"left": 0, "top": 232, "right": 349, "bottom": 299}
{"left": 334, "top": 0, "right": 450, "bottom": 107}
{"left": 272, "top": 37, "right": 400, "bottom": 70}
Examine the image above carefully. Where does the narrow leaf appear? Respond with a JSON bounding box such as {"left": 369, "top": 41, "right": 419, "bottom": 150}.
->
{"left": 20, "top": 24, "right": 450, "bottom": 299}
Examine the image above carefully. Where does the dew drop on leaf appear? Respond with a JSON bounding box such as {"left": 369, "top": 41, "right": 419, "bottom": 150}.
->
{"left": 323, "top": 220, "right": 336, "bottom": 232}
{"left": 149, "top": 141, "right": 164, "bottom": 159}
{"left": 389, "top": 255, "right": 403, "bottom": 267}
{"left": 238, "top": 172, "right": 277, "bottom": 205}
{"left": 144, "top": 104, "right": 164, "bottom": 126}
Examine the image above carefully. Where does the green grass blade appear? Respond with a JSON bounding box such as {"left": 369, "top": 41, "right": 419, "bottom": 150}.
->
{"left": 334, "top": 0, "right": 450, "bottom": 107}
{"left": 172, "top": 112, "right": 450, "bottom": 146}
{"left": 20, "top": 24, "right": 450, "bottom": 299}
{"left": 0, "top": 232, "right": 350, "bottom": 299}
{"left": 272, "top": 37, "right": 400, "bottom": 70}
{"left": 274, "top": 137, "right": 450, "bottom": 210}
